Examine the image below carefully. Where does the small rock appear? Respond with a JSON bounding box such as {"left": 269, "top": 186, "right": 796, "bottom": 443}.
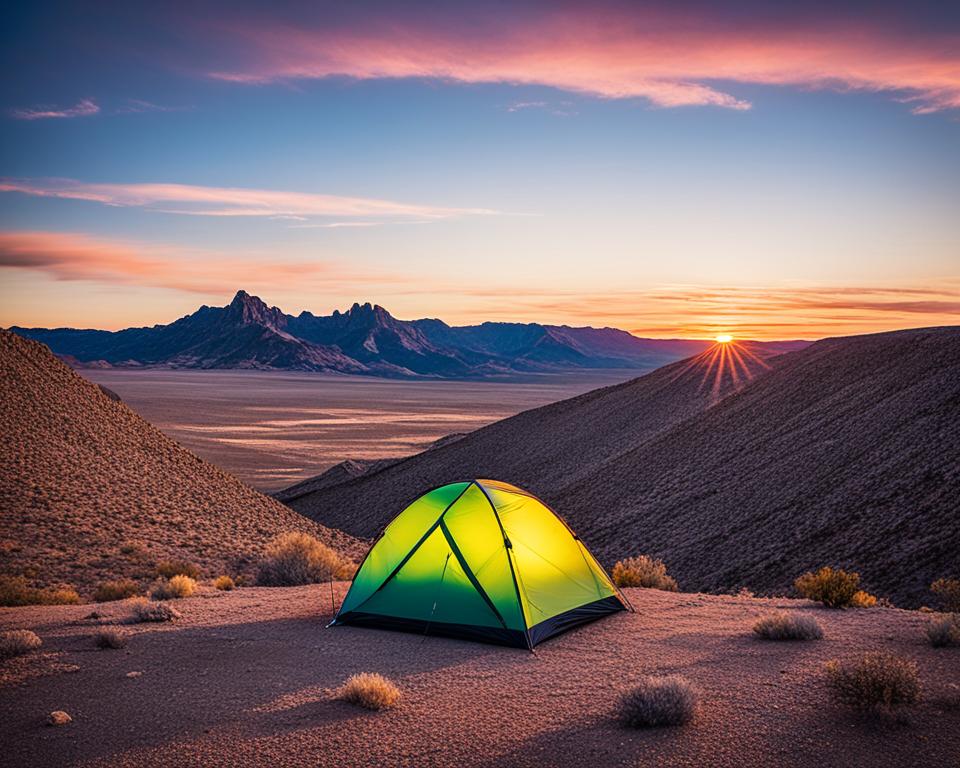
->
{"left": 125, "top": 671, "right": 142, "bottom": 678}
{"left": 47, "top": 711, "right": 72, "bottom": 726}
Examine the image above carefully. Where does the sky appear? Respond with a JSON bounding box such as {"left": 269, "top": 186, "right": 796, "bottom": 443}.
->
{"left": 1, "top": 1, "right": 958, "bottom": 340}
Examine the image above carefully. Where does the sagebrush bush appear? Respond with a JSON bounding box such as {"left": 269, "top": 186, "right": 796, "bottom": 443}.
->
{"left": 618, "top": 676, "right": 697, "bottom": 727}
{"left": 94, "top": 628, "right": 128, "bottom": 649}
{"left": 119, "top": 541, "right": 147, "bottom": 557}
{"left": 753, "top": 612, "right": 823, "bottom": 641}
{"left": 931, "top": 579, "right": 960, "bottom": 613}
{"left": 0, "top": 576, "right": 80, "bottom": 607}
{"left": 94, "top": 579, "right": 140, "bottom": 603}
{"left": 149, "top": 574, "right": 196, "bottom": 600}
{"left": 214, "top": 575, "right": 235, "bottom": 591}
{"left": 0, "top": 629, "right": 42, "bottom": 659}
{"left": 825, "top": 652, "right": 921, "bottom": 710}
{"left": 926, "top": 615, "right": 960, "bottom": 648}
{"left": 611, "top": 556, "right": 678, "bottom": 591}
{"left": 257, "top": 532, "right": 351, "bottom": 586}
{"left": 129, "top": 598, "right": 181, "bottom": 623}
{"left": 338, "top": 672, "right": 402, "bottom": 710}
{"left": 155, "top": 560, "right": 200, "bottom": 579}
{"left": 795, "top": 567, "right": 875, "bottom": 608}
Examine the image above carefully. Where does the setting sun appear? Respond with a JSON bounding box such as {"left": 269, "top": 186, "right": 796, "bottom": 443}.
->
{"left": 715, "top": 334, "right": 734, "bottom": 343}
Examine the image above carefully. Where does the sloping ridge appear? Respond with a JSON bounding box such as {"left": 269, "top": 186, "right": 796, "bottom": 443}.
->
{"left": 285, "top": 341, "right": 780, "bottom": 537}
{"left": 555, "top": 326, "right": 960, "bottom": 606}
{"left": 0, "top": 330, "right": 364, "bottom": 595}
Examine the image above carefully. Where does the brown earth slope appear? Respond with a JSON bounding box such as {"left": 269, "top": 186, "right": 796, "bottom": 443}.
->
{"left": 284, "top": 341, "right": 779, "bottom": 536}
{"left": 558, "top": 326, "right": 960, "bottom": 607}
{"left": 0, "top": 330, "right": 363, "bottom": 596}
{"left": 286, "top": 327, "right": 959, "bottom": 607}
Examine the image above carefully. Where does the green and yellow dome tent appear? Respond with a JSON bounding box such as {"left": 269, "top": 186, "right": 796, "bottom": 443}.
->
{"left": 331, "top": 479, "right": 630, "bottom": 648}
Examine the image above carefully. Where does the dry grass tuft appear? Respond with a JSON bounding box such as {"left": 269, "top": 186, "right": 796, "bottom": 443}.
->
{"left": 0, "top": 629, "right": 43, "bottom": 659}
{"left": 0, "top": 576, "right": 80, "bottom": 607}
{"left": 825, "top": 652, "right": 921, "bottom": 711}
{"left": 618, "top": 675, "right": 697, "bottom": 728}
{"left": 213, "top": 575, "right": 235, "bottom": 591}
{"left": 795, "top": 567, "right": 876, "bottom": 608}
{"left": 926, "top": 614, "right": 960, "bottom": 648}
{"left": 119, "top": 540, "right": 148, "bottom": 557}
{"left": 94, "top": 628, "right": 128, "bottom": 649}
{"left": 931, "top": 578, "right": 960, "bottom": 613}
{"left": 611, "top": 556, "right": 678, "bottom": 591}
{"left": 753, "top": 612, "right": 823, "bottom": 641}
{"left": 129, "top": 597, "right": 181, "bottom": 623}
{"left": 155, "top": 560, "right": 200, "bottom": 580}
{"left": 149, "top": 574, "right": 196, "bottom": 600}
{"left": 257, "top": 532, "right": 352, "bottom": 586}
{"left": 338, "top": 672, "right": 402, "bottom": 710}
{"left": 94, "top": 579, "right": 140, "bottom": 603}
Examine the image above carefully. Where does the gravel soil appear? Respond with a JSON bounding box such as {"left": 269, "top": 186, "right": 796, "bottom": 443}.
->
{"left": 1, "top": 586, "right": 957, "bottom": 767}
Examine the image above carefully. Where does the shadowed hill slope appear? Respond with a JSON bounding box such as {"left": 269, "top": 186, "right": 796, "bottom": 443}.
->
{"left": 0, "top": 330, "right": 363, "bottom": 596}
{"left": 284, "top": 341, "right": 779, "bottom": 537}
{"left": 556, "top": 326, "right": 960, "bottom": 606}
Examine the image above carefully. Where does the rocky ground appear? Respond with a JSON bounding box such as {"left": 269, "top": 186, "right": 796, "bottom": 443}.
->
{"left": 1, "top": 586, "right": 957, "bottom": 767}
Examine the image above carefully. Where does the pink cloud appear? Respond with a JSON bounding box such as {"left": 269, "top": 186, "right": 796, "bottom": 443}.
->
{"left": 0, "top": 178, "right": 496, "bottom": 221}
{"left": 196, "top": 5, "right": 960, "bottom": 113}
{"left": 9, "top": 99, "right": 100, "bottom": 120}
{"left": 0, "top": 230, "right": 403, "bottom": 294}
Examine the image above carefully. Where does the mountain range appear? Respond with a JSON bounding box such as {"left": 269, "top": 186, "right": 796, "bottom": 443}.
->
{"left": 10, "top": 290, "right": 807, "bottom": 378}
{"left": 281, "top": 327, "right": 960, "bottom": 606}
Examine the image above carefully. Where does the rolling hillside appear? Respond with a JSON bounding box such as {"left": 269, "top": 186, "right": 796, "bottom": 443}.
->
{"left": 286, "top": 327, "right": 960, "bottom": 606}
{"left": 0, "top": 330, "right": 363, "bottom": 596}
{"left": 282, "top": 341, "right": 780, "bottom": 534}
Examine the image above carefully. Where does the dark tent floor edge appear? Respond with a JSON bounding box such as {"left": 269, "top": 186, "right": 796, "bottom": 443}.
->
{"left": 332, "top": 595, "right": 626, "bottom": 649}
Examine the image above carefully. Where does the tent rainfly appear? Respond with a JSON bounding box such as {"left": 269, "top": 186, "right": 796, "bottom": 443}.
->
{"left": 331, "top": 479, "right": 630, "bottom": 648}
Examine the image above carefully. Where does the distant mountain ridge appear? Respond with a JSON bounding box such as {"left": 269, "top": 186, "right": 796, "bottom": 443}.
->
{"left": 10, "top": 290, "right": 808, "bottom": 379}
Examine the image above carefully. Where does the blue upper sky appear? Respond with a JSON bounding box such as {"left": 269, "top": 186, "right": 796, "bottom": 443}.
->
{"left": 1, "top": 1, "right": 958, "bottom": 338}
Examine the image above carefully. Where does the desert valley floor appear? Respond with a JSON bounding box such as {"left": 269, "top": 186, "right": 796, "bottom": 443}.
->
{"left": 2, "top": 586, "right": 958, "bottom": 768}
{"left": 81, "top": 369, "right": 636, "bottom": 491}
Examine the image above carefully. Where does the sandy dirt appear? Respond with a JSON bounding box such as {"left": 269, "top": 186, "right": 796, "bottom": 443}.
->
{"left": 1, "top": 586, "right": 957, "bottom": 768}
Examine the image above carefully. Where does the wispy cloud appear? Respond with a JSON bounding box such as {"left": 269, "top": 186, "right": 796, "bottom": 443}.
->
{"left": 0, "top": 230, "right": 404, "bottom": 295}
{"left": 0, "top": 178, "right": 496, "bottom": 222}
{"left": 9, "top": 99, "right": 100, "bottom": 121}
{"left": 114, "top": 99, "right": 186, "bottom": 114}
{"left": 194, "top": 4, "right": 960, "bottom": 114}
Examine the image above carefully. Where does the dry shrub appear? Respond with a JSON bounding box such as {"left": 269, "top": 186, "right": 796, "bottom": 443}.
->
{"left": 155, "top": 560, "right": 200, "bottom": 579}
{"left": 0, "top": 576, "right": 80, "bottom": 607}
{"left": 618, "top": 675, "right": 697, "bottom": 728}
{"left": 825, "top": 652, "right": 921, "bottom": 711}
{"left": 926, "top": 615, "right": 960, "bottom": 648}
{"left": 119, "top": 541, "right": 148, "bottom": 557}
{"left": 149, "top": 575, "right": 196, "bottom": 600}
{"left": 94, "top": 579, "right": 140, "bottom": 603}
{"left": 94, "top": 628, "right": 128, "bottom": 649}
{"left": 214, "top": 575, "right": 235, "bottom": 591}
{"left": 611, "top": 556, "right": 678, "bottom": 591}
{"left": 795, "top": 567, "right": 875, "bottom": 608}
{"left": 931, "top": 579, "right": 960, "bottom": 613}
{"left": 753, "top": 612, "right": 823, "bottom": 641}
{"left": 129, "top": 598, "right": 181, "bottom": 623}
{"left": 257, "top": 532, "right": 351, "bottom": 586}
{"left": 338, "top": 672, "right": 402, "bottom": 710}
{"left": 0, "top": 629, "right": 42, "bottom": 659}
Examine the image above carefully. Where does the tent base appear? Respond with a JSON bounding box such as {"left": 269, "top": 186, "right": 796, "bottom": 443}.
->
{"left": 332, "top": 595, "right": 626, "bottom": 649}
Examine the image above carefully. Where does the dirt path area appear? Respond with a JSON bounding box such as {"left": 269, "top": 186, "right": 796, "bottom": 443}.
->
{"left": 1, "top": 586, "right": 957, "bottom": 767}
